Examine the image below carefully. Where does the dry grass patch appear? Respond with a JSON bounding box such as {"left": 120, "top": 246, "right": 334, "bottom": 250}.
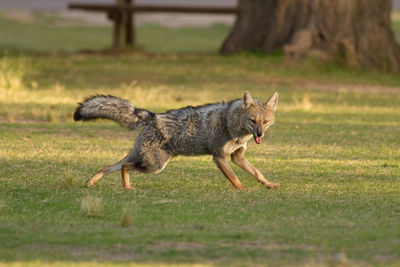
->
{"left": 0, "top": 53, "right": 26, "bottom": 92}
{"left": 121, "top": 207, "right": 134, "bottom": 228}
{"left": 58, "top": 168, "right": 81, "bottom": 188}
{"left": 80, "top": 195, "right": 104, "bottom": 218}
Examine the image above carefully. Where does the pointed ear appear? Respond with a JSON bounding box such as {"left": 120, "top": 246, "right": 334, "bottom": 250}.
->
{"left": 242, "top": 91, "right": 254, "bottom": 108}
{"left": 265, "top": 92, "right": 278, "bottom": 112}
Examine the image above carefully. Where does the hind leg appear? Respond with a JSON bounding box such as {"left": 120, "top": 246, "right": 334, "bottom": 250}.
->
{"left": 121, "top": 163, "right": 135, "bottom": 189}
{"left": 120, "top": 160, "right": 165, "bottom": 189}
{"left": 86, "top": 156, "right": 128, "bottom": 187}
{"left": 121, "top": 148, "right": 172, "bottom": 189}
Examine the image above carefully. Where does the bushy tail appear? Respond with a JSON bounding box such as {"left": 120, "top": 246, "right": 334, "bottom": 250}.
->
{"left": 73, "top": 95, "right": 154, "bottom": 130}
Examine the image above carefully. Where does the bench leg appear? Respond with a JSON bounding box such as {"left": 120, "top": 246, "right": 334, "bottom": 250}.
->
{"left": 112, "top": 12, "right": 122, "bottom": 49}
{"left": 125, "top": 11, "right": 134, "bottom": 46}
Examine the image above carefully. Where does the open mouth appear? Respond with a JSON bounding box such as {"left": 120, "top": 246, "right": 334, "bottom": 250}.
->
{"left": 254, "top": 136, "right": 262, "bottom": 144}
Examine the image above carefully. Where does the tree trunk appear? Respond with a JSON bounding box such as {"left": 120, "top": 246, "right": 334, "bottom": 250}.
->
{"left": 221, "top": 0, "right": 400, "bottom": 73}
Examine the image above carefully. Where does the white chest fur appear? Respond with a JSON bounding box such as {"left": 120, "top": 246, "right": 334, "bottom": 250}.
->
{"left": 222, "top": 135, "right": 252, "bottom": 155}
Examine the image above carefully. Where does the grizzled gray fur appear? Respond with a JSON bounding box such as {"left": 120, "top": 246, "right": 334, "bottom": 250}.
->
{"left": 74, "top": 91, "right": 279, "bottom": 190}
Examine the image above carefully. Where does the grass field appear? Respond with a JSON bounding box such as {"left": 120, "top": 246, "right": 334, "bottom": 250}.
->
{"left": 0, "top": 12, "right": 400, "bottom": 266}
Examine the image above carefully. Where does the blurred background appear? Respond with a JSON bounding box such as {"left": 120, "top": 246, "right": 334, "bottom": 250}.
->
{"left": 0, "top": 0, "right": 399, "bottom": 55}
{"left": 0, "top": 0, "right": 236, "bottom": 28}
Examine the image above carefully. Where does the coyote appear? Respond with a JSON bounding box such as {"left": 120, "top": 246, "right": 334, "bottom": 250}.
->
{"left": 74, "top": 91, "right": 279, "bottom": 190}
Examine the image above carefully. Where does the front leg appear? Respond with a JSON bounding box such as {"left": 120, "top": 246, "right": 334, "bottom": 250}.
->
{"left": 231, "top": 148, "right": 279, "bottom": 189}
{"left": 213, "top": 155, "right": 246, "bottom": 190}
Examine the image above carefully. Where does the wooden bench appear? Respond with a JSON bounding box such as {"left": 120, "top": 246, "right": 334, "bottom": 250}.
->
{"left": 68, "top": 0, "right": 238, "bottom": 49}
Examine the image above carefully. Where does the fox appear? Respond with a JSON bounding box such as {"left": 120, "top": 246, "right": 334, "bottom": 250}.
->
{"left": 73, "top": 91, "right": 279, "bottom": 190}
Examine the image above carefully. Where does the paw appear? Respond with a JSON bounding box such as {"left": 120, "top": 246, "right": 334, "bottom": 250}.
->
{"left": 265, "top": 182, "right": 279, "bottom": 189}
{"left": 235, "top": 185, "right": 248, "bottom": 191}
{"left": 124, "top": 186, "right": 136, "bottom": 190}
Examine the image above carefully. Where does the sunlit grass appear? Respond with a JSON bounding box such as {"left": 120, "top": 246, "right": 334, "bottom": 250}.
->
{"left": 1, "top": 52, "right": 400, "bottom": 123}
{"left": 1, "top": 115, "right": 399, "bottom": 265}
{"left": 0, "top": 53, "right": 26, "bottom": 91}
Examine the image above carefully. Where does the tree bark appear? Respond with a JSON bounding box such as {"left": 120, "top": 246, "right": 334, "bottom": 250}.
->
{"left": 221, "top": 0, "right": 400, "bottom": 73}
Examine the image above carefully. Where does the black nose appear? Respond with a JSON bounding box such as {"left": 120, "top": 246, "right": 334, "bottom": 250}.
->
{"left": 256, "top": 132, "right": 262, "bottom": 137}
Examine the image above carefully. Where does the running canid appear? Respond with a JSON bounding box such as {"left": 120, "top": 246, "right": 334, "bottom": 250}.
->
{"left": 74, "top": 91, "right": 279, "bottom": 190}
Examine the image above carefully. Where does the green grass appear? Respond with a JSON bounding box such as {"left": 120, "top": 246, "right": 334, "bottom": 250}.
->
{"left": 0, "top": 12, "right": 400, "bottom": 266}
{"left": 0, "top": 12, "right": 230, "bottom": 54}
{"left": 0, "top": 13, "right": 111, "bottom": 53}
{"left": 394, "top": 21, "right": 400, "bottom": 42}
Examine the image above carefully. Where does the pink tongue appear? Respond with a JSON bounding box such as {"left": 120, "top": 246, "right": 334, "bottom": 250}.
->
{"left": 255, "top": 137, "right": 262, "bottom": 144}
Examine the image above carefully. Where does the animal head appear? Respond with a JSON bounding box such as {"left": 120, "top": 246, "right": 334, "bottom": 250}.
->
{"left": 241, "top": 91, "right": 278, "bottom": 144}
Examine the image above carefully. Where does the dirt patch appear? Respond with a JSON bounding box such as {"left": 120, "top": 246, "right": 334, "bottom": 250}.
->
{"left": 25, "top": 242, "right": 205, "bottom": 262}
{"left": 392, "top": 11, "right": 400, "bottom": 20}
{"left": 68, "top": 247, "right": 141, "bottom": 262}
{"left": 2, "top": 10, "right": 37, "bottom": 23}
{"left": 150, "top": 242, "right": 204, "bottom": 252}
{"left": 241, "top": 241, "right": 317, "bottom": 251}
{"left": 23, "top": 244, "right": 145, "bottom": 262}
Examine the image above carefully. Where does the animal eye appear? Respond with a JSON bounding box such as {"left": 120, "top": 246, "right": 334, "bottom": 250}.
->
{"left": 250, "top": 119, "right": 256, "bottom": 124}
{"left": 263, "top": 120, "right": 268, "bottom": 124}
